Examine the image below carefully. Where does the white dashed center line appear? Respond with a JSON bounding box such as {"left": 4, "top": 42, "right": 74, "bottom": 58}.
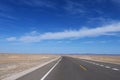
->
{"left": 95, "top": 63, "right": 99, "bottom": 65}
{"left": 105, "top": 66, "right": 110, "bottom": 68}
{"left": 83, "top": 60, "right": 119, "bottom": 71}
{"left": 112, "top": 68, "right": 119, "bottom": 71}
{"left": 100, "top": 65, "right": 104, "bottom": 67}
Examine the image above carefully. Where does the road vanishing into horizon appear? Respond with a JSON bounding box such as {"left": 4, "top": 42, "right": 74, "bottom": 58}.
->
{"left": 16, "top": 56, "right": 120, "bottom": 80}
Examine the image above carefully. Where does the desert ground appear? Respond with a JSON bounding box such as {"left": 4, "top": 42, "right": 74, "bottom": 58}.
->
{"left": 0, "top": 54, "right": 120, "bottom": 79}
{"left": 71, "top": 55, "right": 120, "bottom": 64}
{"left": 0, "top": 53, "right": 58, "bottom": 79}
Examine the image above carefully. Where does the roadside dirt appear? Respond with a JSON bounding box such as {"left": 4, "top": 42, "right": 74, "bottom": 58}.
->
{"left": 71, "top": 55, "right": 120, "bottom": 64}
{"left": 0, "top": 54, "right": 58, "bottom": 79}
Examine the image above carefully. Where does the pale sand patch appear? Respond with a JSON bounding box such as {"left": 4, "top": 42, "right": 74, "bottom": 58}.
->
{"left": 0, "top": 54, "right": 59, "bottom": 79}
{"left": 69, "top": 55, "right": 120, "bottom": 64}
{"left": 2, "top": 57, "right": 60, "bottom": 80}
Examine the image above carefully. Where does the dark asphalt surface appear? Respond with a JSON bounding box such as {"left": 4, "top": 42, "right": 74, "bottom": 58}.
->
{"left": 17, "top": 56, "right": 120, "bottom": 80}
{"left": 16, "top": 60, "right": 58, "bottom": 80}
{"left": 81, "top": 59, "right": 120, "bottom": 70}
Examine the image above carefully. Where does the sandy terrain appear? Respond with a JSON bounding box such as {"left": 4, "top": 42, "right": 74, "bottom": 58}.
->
{"left": 71, "top": 55, "right": 120, "bottom": 64}
{"left": 0, "top": 54, "right": 58, "bottom": 79}
{"left": 0, "top": 54, "right": 120, "bottom": 79}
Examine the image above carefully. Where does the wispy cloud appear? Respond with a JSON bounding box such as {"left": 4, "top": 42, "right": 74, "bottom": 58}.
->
{"left": 0, "top": 13, "right": 17, "bottom": 20}
{"left": 6, "top": 22, "right": 120, "bottom": 42}
{"left": 14, "top": 0, "right": 56, "bottom": 8}
{"left": 111, "top": 0, "right": 120, "bottom": 7}
{"left": 6, "top": 37, "right": 16, "bottom": 41}
{"left": 87, "top": 17, "right": 115, "bottom": 25}
{"left": 0, "top": 1, "right": 17, "bottom": 21}
{"left": 63, "top": 0, "right": 86, "bottom": 15}
{"left": 82, "top": 40, "right": 108, "bottom": 44}
{"left": 63, "top": 0, "right": 106, "bottom": 16}
{"left": 82, "top": 41, "right": 94, "bottom": 44}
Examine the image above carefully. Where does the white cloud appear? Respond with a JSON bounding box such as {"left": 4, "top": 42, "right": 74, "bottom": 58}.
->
{"left": 6, "top": 22, "right": 120, "bottom": 42}
{"left": 6, "top": 37, "right": 16, "bottom": 41}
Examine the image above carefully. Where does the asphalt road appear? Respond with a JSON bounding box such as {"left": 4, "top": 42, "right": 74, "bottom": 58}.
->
{"left": 17, "top": 56, "right": 120, "bottom": 80}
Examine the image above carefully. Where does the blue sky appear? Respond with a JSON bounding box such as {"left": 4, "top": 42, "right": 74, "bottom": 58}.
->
{"left": 0, "top": 0, "right": 120, "bottom": 54}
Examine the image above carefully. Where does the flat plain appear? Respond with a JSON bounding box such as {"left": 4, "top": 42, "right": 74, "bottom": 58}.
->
{"left": 71, "top": 55, "right": 120, "bottom": 64}
{"left": 0, "top": 53, "right": 58, "bottom": 79}
{"left": 0, "top": 54, "right": 120, "bottom": 80}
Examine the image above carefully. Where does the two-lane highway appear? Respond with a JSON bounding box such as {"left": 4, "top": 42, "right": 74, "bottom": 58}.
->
{"left": 16, "top": 56, "right": 120, "bottom": 80}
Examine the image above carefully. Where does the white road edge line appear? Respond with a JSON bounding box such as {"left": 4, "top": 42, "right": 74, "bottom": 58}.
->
{"left": 2, "top": 57, "right": 61, "bottom": 80}
{"left": 40, "top": 57, "right": 62, "bottom": 80}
